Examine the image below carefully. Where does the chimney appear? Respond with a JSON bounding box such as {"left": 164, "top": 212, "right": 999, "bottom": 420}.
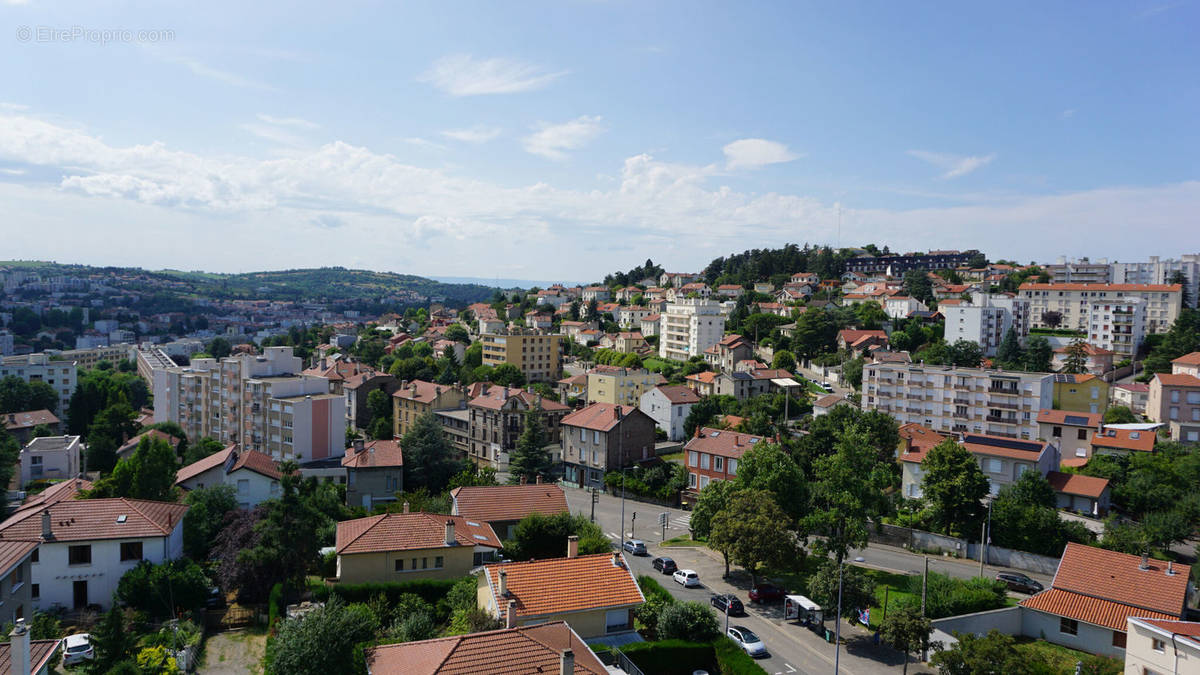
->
{"left": 611, "top": 551, "right": 622, "bottom": 568}
{"left": 1140, "top": 553, "right": 1150, "bottom": 571}
{"left": 402, "top": 501, "right": 409, "bottom": 514}
{"left": 445, "top": 519, "right": 455, "bottom": 545}
{"left": 353, "top": 438, "right": 364, "bottom": 454}
{"left": 40, "top": 510, "right": 51, "bottom": 540}
{"left": 567, "top": 535, "right": 579, "bottom": 559}
{"left": 520, "top": 475, "right": 527, "bottom": 485}
{"left": 560, "top": 649, "right": 574, "bottom": 675}
{"left": 498, "top": 569, "right": 508, "bottom": 597}
{"left": 1167, "top": 561, "right": 1176, "bottom": 576}
{"left": 10, "top": 618, "right": 29, "bottom": 675}
{"left": 506, "top": 599, "right": 517, "bottom": 629}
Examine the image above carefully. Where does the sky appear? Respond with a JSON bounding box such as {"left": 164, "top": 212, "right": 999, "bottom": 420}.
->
{"left": 1, "top": 1, "right": 1198, "bottom": 283}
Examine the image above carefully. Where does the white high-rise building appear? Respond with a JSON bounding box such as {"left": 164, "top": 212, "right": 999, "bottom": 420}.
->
{"left": 1088, "top": 297, "right": 1146, "bottom": 360}
{"left": 942, "top": 293, "right": 1031, "bottom": 357}
{"left": 1111, "top": 255, "right": 1199, "bottom": 309}
{"left": 659, "top": 298, "right": 725, "bottom": 361}
{"left": 0, "top": 353, "right": 76, "bottom": 419}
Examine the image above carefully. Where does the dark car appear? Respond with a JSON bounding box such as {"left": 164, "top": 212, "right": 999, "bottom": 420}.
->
{"left": 710, "top": 593, "right": 744, "bottom": 615}
{"left": 748, "top": 583, "right": 785, "bottom": 604}
{"left": 996, "top": 572, "right": 1043, "bottom": 594}
{"left": 652, "top": 557, "right": 677, "bottom": 575}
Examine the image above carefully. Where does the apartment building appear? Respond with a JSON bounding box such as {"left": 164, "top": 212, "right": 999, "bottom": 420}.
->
{"left": 1147, "top": 372, "right": 1200, "bottom": 444}
{"left": 586, "top": 366, "right": 661, "bottom": 407}
{"left": 467, "top": 385, "right": 569, "bottom": 470}
{"left": 1111, "top": 254, "right": 1200, "bottom": 308}
{"left": 1043, "top": 257, "right": 1111, "bottom": 284}
{"left": 560, "top": 403, "right": 657, "bottom": 489}
{"left": 48, "top": 343, "right": 135, "bottom": 371}
{"left": 1018, "top": 283, "right": 1181, "bottom": 334}
{"left": 658, "top": 298, "right": 724, "bottom": 361}
{"left": 480, "top": 330, "right": 563, "bottom": 383}
{"left": 844, "top": 250, "right": 979, "bottom": 275}
{"left": 152, "top": 346, "right": 343, "bottom": 462}
{"left": 0, "top": 330, "right": 13, "bottom": 357}
{"left": 902, "top": 433, "right": 1059, "bottom": 498}
{"left": 862, "top": 362, "right": 1053, "bottom": 440}
{"left": 134, "top": 347, "right": 177, "bottom": 385}
{"left": 392, "top": 380, "right": 469, "bottom": 438}
{"left": 682, "top": 427, "right": 766, "bottom": 503}
{"left": 0, "top": 353, "right": 76, "bottom": 419}
{"left": 1086, "top": 297, "right": 1145, "bottom": 360}
{"left": 942, "top": 294, "right": 1031, "bottom": 357}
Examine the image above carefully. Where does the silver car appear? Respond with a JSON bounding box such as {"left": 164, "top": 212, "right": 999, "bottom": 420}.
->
{"left": 622, "top": 539, "right": 647, "bottom": 556}
{"left": 728, "top": 625, "right": 768, "bottom": 658}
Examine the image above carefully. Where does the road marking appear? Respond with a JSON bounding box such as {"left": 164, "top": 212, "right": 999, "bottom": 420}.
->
{"left": 784, "top": 664, "right": 796, "bottom": 673}
{"left": 607, "top": 532, "right": 620, "bottom": 539}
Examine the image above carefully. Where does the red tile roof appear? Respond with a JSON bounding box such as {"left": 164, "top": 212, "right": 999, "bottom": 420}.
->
{"left": 1134, "top": 618, "right": 1200, "bottom": 649}
{"left": 117, "top": 429, "right": 181, "bottom": 457}
{"left": 0, "top": 640, "right": 62, "bottom": 675}
{"left": 814, "top": 394, "right": 845, "bottom": 408}
{"left": 1019, "top": 543, "right": 1189, "bottom": 631}
{"left": 1114, "top": 382, "right": 1149, "bottom": 393}
{"left": 1019, "top": 282, "right": 1182, "bottom": 292}
{"left": 684, "top": 427, "right": 766, "bottom": 460}
{"left": 2, "top": 409, "right": 58, "bottom": 431}
{"left": 1092, "top": 427, "right": 1155, "bottom": 453}
{"left": 8, "top": 478, "right": 91, "bottom": 521}
{"left": 342, "top": 440, "right": 403, "bottom": 469}
{"left": 450, "top": 484, "right": 568, "bottom": 523}
{"left": 394, "top": 380, "right": 461, "bottom": 403}
{"left": 685, "top": 371, "right": 718, "bottom": 385}
{"left": 961, "top": 433, "right": 1053, "bottom": 461}
{"left": 1154, "top": 373, "right": 1200, "bottom": 387}
{"left": 0, "top": 539, "right": 38, "bottom": 577}
{"left": 335, "top": 513, "right": 501, "bottom": 555}
{"left": 838, "top": 329, "right": 888, "bottom": 345}
{"left": 1045, "top": 471, "right": 1109, "bottom": 499}
{"left": 897, "top": 423, "right": 949, "bottom": 464}
{"left": 560, "top": 403, "right": 643, "bottom": 432}
{"left": 653, "top": 385, "right": 702, "bottom": 405}
{"left": 1172, "top": 352, "right": 1200, "bottom": 366}
{"left": 365, "top": 621, "right": 606, "bottom": 675}
{"left": 482, "top": 553, "right": 644, "bottom": 619}
{"left": 176, "top": 444, "right": 282, "bottom": 483}
{"left": 1037, "top": 409, "right": 1101, "bottom": 427}
{"left": 0, "top": 497, "right": 187, "bottom": 542}
{"left": 469, "top": 387, "right": 569, "bottom": 412}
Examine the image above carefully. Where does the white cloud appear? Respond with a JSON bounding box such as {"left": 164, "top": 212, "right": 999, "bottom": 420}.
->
{"left": 419, "top": 54, "right": 566, "bottom": 96}
{"left": 0, "top": 168, "right": 26, "bottom": 175}
{"left": 163, "top": 56, "right": 277, "bottom": 91}
{"left": 523, "top": 116, "right": 605, "bottom": 160}
{"left": 440, "top": 126, "right": 502, "bottom": 144}
{"left": 722, "top": 138, "right": 799, "bottom": 170}
{"left": 907, "top": 150, "right": 996, "bottom": 179}
{"left": 257, "top": 114, "right": 319, "bottom": 129}
{"left": 1060, "top": 108, "right": 1076, "bottom": 119}
{"left": 399, "top": 137, "right": 448, "bottom": 151}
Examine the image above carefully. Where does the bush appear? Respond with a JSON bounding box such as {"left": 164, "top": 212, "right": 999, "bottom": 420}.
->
{"left": 115, "top": 559, "right": 209, "bottom": 620}
{"left": 656, "top": 601, "right": 720, "bottom": 642}
{"left": 310, "top": 578, "right": 466, "bottom": 623}
{"left": 619, "top": 639, "right": 767, "bottom": 675}
{"left": 899, "top": 573, "right": 1006, "bottom": 619}
{"left": 268, "top": 582, "right": 285, "bottom": 627}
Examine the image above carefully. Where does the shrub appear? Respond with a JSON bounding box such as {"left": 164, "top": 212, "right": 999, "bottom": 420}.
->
{"left": 115, "top": 559, "right": 209, "bottom": 620}
{"left": 310, "top": 578, "right": 466, "bottom": 623}
{"left": 899, "top": 573, "right": 1006, "bottom": 619}
{"left": 619, "top": 639, "right": 767, "bottom": 675}
{"left": 656, "top": 601, "right": 720, "bottom": 642}
{"left": 268, "top": 582, "right": 285, "bottom": 627}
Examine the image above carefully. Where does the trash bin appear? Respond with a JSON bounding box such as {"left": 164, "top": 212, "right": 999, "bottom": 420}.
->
{"left": 824, "top": 629, "right": 833, "bottom": 643}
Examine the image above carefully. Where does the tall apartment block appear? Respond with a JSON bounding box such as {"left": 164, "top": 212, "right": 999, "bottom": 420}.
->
{"left": 1087, "top": 298, "right": 1146, "bottom": 360}
{"left": 480, "top": 330, "right": 563, "bottom": 383}
{"left": 861, "top": 362, "right": 1053, "bottom": 440}
{"left": 1018, "top": 283, "right": 1181, "bottom": 334}
{"left": 0, "top": 353, "right": 76, "bottom": 418}
{"left": 1043, "top": 257, "right": 1112, "bottom": 284}
{"left": 659, "top": 298, "right": 724, "bottom": 361}
{"left": 153, "top": 346, "right": 343, "bottom": 462}
{"left": 942, "top": 293, "right": 1031, "bottom": 357}
{"left": 1110, "top": 255, "right": 1200, "bottom": 308}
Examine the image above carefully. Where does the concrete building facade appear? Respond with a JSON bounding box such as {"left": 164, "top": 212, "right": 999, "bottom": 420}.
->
{"left": 658, "top": 298, "right": 724, "bottom": 362}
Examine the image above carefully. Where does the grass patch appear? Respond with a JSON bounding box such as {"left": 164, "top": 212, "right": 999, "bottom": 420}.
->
{"left": 1014, "top": 638, "right": 1121, "bottom": 674}
{"left": 662, "top": 534, "right": 706, "bottom": 547}
{"left": 805, "top": 379, "right": 829, "bottom": 394}
{"left": 659, "top": 451, "right": 685, "bottom": 463}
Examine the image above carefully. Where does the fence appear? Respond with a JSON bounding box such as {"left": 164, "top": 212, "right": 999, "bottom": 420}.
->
{"left": 613, "top": 648, "right": 647, "bottom": 675}
{"left": 204, "top": 605, "right": 262, "bottom": 631}
{"left": 868, "top": 523, "right": 1061, "bottom": 576}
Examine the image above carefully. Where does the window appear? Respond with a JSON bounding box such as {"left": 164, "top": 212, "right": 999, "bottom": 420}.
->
{"left": 1059, "top": 618, "right": 1078, "bottom": 635}
{"left": 1171, "top": 390, "right": 1180, "bottom": 403}
{"left": 1170, "top": 407, "right": 1179, "bottom": 420}
{"left": 1152, "top": 638, "right": 1166, "bottom": 653}
{"left": 30, "top": 549, "right": 37, "bottom": 564}
{"left": 728, "top": 459, "right": 738, "bottom": 476}
{"left": 435, "top": 556, "right": 444, "bottom": 569}
{"left": 714, "top": 456, "right": 724, "bottom": 472}
{"left": 688, "top": 473, "right": 697, "bottom": 488}
{"left": 700, "top": 454, "right": 710, "bottom": 470}
{"left": 1052, "top": 426, "right": 1062, "bottom": 438}
{"left": 1077, "top": 428, "right": 1088, "bottom": 440}
{"left": 395, "top": 559, "right": 404, "bottom": 572}
{"left": 1111, "top": 630, "right": 1125, "bottom": 649}
{"left": 68, "top": 545, "right": 91, "bottom": 565}
{"left": 605, "top": 608, "right": 631, "bottom": 634}
{"left": 986, "top": 458, "right": 1002, "bottom": 473}
{"left": 120, "top": 542, "right": 143, "bottom": 562}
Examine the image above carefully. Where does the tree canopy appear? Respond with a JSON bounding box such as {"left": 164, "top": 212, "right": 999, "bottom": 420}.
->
{"left": 919, "top": 439, "right": 989, "bottom": 538}
{"left": 502, "top": 512, "right": 610, "bottom": 561}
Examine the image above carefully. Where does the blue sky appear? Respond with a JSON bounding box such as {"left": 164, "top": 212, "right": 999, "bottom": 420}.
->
{"left": 1, "top": 1, "right": 1197, "bottom": 281}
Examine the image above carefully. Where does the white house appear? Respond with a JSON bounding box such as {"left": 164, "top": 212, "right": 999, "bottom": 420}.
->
{"left": 639, "top": 385, "right": 702, "bottom": 442}
{"left": 175, "top": 444, "right": 283, "bottom": 509}
{"left": 0, "top": 496, "right": 188, "bottom": 611}
{"left": 18, "top": 436, "right": 82, "bottom": 488}
{"left": 883, "top": 296, "right": 927, "bottom": 320}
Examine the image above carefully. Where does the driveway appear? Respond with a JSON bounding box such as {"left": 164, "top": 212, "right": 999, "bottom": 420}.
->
{"left": 198, "top": 628, "right": 267, "bottom": 675}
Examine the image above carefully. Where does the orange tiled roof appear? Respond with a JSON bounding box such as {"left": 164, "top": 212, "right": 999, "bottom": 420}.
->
{"left": 482, "top": 553, "right": 644, "bottom": 619}
{"left": 365, "top": 621, "right": 606, "bottom": 675}
{"left": 0, "top": 497, "right": 187, "bottom": 542}
{"left": 1154, "top": 373, "right": 1200, "bottom": 387}
{"left": 684, "top": 427, "right": 766, "bottom": 460}
{"left": 8, "top": 478, "right": 91, "bottom": 521}
{"left": 118, "top": 429, "right": 181, "bottom": 456}
{"left": 0, "top": 539, "right": 38, "bottom": 577}
{"left": 1092, "top": 427, "right": 1154, "bottom": 453}
{"left": 1021, "top": 589, "right": 1178, "bottom": 632}
{"left": 814, "top": 394, "right": 844, "bottom": 408}
{"left": 1171, "top": 352, "right": 1200, "bottom": 366}
{"left": 1045, "top": 471, "right": 1109, "bottom": 499}
{"left": 897, "top": 423, "right": 948, "bottom": 464}
{"left": 394, "top": 380, "right": 460, "bottom": 403}
{"left": 2, "top": 409, "right": 59, "bottom": 431}
{"left": 654, "top": 385, "right": 702, "bottom": 404}
{"left": 1037, "top": 409, "right": 1101, "bottom": 427}
{"left": 450, "top": 484, "right": 568, "bottom": 523}
{"left": 176, "top": 444, "right": 281, "bottom": 483}
{"left": 0, "top": 640, "right": 63, "bottom": 675}
{"left": 336, "top": 513, "right": 501, "bottom": 555}
{"left": 1134, "top": 619, "right": 1200, "bottom": 649}
{"left": 469, "top": 387, "right": 569, "bottom": 412}
{"left": 561, "top": 403, "right": 643, "bottom": 432}
{"left": 685, "top": 371, "right": 718, "bottom": 385}
{"left": 838, "top": 329, "right": 888, "bottom": 344}
{"left": 342, "top": 440, "right": 404, "bottom": 469}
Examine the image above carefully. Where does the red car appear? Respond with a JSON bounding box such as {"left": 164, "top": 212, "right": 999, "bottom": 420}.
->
{"left": 748, "top": 583, "right": 785, "bottom": 604}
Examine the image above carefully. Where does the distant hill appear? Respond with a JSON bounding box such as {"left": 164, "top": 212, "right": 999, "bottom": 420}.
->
{"left": 431, "top": 275, "right": 588, "bottom": 289}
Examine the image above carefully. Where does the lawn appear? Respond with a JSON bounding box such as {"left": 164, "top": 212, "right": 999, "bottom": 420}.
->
{"left": 1013, "top": 638, "right": 1121, "bottom": 674}
{"left": 658, "top": 450, "right": 685, "bottom": 463}
{"left": 805, "top": 379, "right": 829, "bottom": 395}
{"left": 661, "top": 534, "right": 707, "bottom": 547}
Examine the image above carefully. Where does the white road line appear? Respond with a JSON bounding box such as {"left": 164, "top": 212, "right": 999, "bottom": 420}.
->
{"left": 607, "top": 532, "right": 620, "bottom": 539}
{"left": 784, "top": 664, "right": 796, "bottom": 673}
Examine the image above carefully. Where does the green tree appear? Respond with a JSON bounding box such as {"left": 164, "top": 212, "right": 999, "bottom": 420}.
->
{"left": 1103, "top": 405, "right": 1137, "bottom": 424}
{"left": 265, "top": 597, "right": 379, "bottom": 675}
{"left": 689, "top": 478, "right": 735, "bottom": 539}
{"left": 1168, "top": 269, "right": 1190, "bottom": 308}
{"left": 771, "top": 349, "right": 797, "bottom": 372}
{"left": 806, "top": 558, "right": 876, "bottom": 618}
{"left": 116, "top": 559, "right": 210, "bottom": 620}
{"left": 85, "top": 401, "right": 137, "bottom": 473}
{"left": 0, "top": 376, "right": 59, "bottom": 415}
{"left": 135, "top": 646, "right": 178, "bottom": 675}
{"left": 447, "top": 465, "right": 499, "bottom": 489}
{"left": 182, "top": 485, "right": 237, "bottom": 560}
{"left": 854, "top": 301, "right": 888, "bottom": 330}
{"left": 503, "top": 512, "right": 609, "bottom": 561}
{"left": 400, "top": 412, "right": 466, "bottom": 492}
{"left": 947, "top": 340, "right": 983, "bottom": 368}
{"left": 1023, "top": 335, "right": 1053, "bottom": 372}
{"left": 656, "top": 601, "right": 720, "bottom": 642}
{"left": 804, "top": 427, "right": 891, "bottom": 564}
{"left": 1062, "top": 338, "right": 1089, "bottom": 374}
{"left": 444, "top": 323, "right": 470, "bottom": 344}
{"left": 0, "top": 431, "right": 20, "bottom": 496}
{"left": 206, "top": 337, "right": 232, "bottom": 359}
{"left": 995, "top": 327, "right": 1023, "bottom": 367}
{"left": 792, "top": 307, "right": 838, "bottom": 359}
{"left": 880, "top": 606, "right": 932, "bottom": 675}
{"left": 183, "top": 436, "right": 225, "bottom": 466}
{"left": 920, "top": 439, "right": 989, "bottom": 538}
{"left": 87, "top": 435, "right": 180, "bottom": 501}
{"left": 902, "top": 269, "right": 934, "bottom": 305}
{"left": 843, "top": 357, "right": 865, "bottom": 390}
{"left": 490, "top": 363, "right": 526, "bottom": 387}
{"left": 508, "top": 406, "right": 553, "bottom": 483}
{"left": 929, "top": 629, "right": 1029, "bottom": 675}
{"left": 86, "top": 607, "right": 137, "bottom": 674}
{"left": 709, "top": 489, "right": 803, "bottom": 582}
{"left": 733, "top": 443, "right": 807, "bottom": 526}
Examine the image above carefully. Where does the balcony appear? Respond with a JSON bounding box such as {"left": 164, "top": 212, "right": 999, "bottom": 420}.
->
{"left": 987, "top": 385, "right": 1019, "bottom": 395}
{"left": 989, "top": 400, "right": 1019, "bottom": 410}
{"left": 952, "top": 411, "right": 969, "bottom": 420}
{"left": 985, "top": 414, "right": 1017, "bottom": 424}
{"left": 906, "top": 393, "right": 924, "bottom": 400}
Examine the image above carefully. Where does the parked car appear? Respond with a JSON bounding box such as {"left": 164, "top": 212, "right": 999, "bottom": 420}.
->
{"left": 622, "top": 539, "right": 648, "bottom": 556}
{"left": 748, "top": 583, "right": 785, "bottom": 604}
{"left": 996, "top": 572, "right": 1043, "bottom": 594}
{"left": 821, "top": 381, "right": 834, "bottom": 392}
{"left": 727, "top": 626, "right": 768, "bottom": 658}
{"left": 710, "top": 593, "right": 744, "bottom": 615}
{"left": 63, "top": 633, "right": 94, "bottom": 665}
{"left": 652, "top": 556, "right": 677, "bottom": 575}
{"left": 673, "top": 569, "right": 701, "bottom": 587}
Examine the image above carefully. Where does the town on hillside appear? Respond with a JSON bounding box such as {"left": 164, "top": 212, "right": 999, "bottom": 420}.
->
{"left": 0, "top": 247, "right": 1197, "bottom": 673}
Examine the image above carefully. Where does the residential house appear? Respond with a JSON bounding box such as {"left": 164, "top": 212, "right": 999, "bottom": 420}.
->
{"left": 1111, "top": 382, "right": 1149, "bottom": 415}
{"left": 616, "top": 306, "right": 654, "bottom": 329}
{"left": 1045, "top": 471, "right": 1110, "bottom": 517}
{"left": 836, "top": 329, "right": 889, "bottom": 356}
{"left": 659, "top": 272, "right": 699, "bottom": 288}
{"left": 450, "top": 483, "right": 568, "bottom": 540}
{"left": 581, "top": 286, "right": 610, "bottom": 303}
{"left": 640, "top": 385, "right": 702, "bottom": 442}
{"left": 0, "top": 497, "right": 187, "bottom": 611}
{"left": 115, "top": 429, "right": 181, "bottom": 461}
{"left": 1171, "top": 351, "right": 1200, "bottom": 377}
{"left": 0, "top": 540, "right": 37, "bottom": 625}
{"left": 774, "top": 287, "right": 811, "bottom": 303}
{"left": 364, "top": 621, "right": 607, "bottom": 675}
{"left": 1036, "top": 409, "right": 1101, "bottom": 467}
{"left": 334, "top": 512, "right": 501, "bottom": 584}
{"left": 901, "top": 433, "right": 1059, "bottom": 499}
{"left": 659, "top": 299, "right": 724, "bottom": 361}
{"left": 1018, "top": 283, "right": 1181, "bottom": 334}
{"left": 682, "top": 427, "right": 766, "bottom": 502}
{"left": 2, "top": 410, "right": 59, "bottom": 445}
{"left": 434, "top": 409, "right": 471, "bottom": 459}
{"left": 468, "top": 386, "right": 569, "bottom": 471}
{"left": 609, "top": 332, "right": 648, "bottom": 354}
{"left": 556, "top": 374, "right": 587, "bottom": 401}
{"left": 813, "top": 394, "right": 849, "bottom": 417}
{"left": 478, "top": 547, "right": 643, "bottom": 640}
{"left": 684, "top": 371, "right": 719, "bottom": 398}
{"left": 175, "top": 444, "right": 282, "bottom": 509}
{"left": 1051, "top": 344, "right": 1116, "bottom": 377}
{"left": 342, "top": 439, "right": 404, "bottom": 509}
{"left": 342, "top": 371, "right": 400, "bottom": 432}
{"left": 896, "top": 423, "right": 948, "bottom": 466}
{"left": 1091, "top": 427, "right": 1156, "bottom": 457}
{"left": 709, "top": 368, "right": 792, "bottom": 401}
{"left": 1051, "top": 374, "right": 1110, "bottom": 415}
{"left": 16, "top": 436, "right": 81, "bottom": 488}
{"left": 1123, "top": 618, "right": 1200, "bottom": 675}
{"left": 639, "top": 314, "right": 660, "bottom": 337}
{"left": 702, "top": 334, "right": 754, "bottom": 373}
{"left": 716, "top": 284, "right": 744, "bottom": 298}
{"left": 884, "top": 296, "right": 927, "bottom": 320}
{"left": 481, "top": 330, "right": 563, "bottom": 383}
{"left": 1019, "top": 543, "right": 1190, "bottom": 658}
{"left": 1147, "top": 372, "right": 1200, "bottom": 443}
{"left": 0, "top": 627, "right": 62, "bottom": 675}
{"left": 524, "top": 312, "right": 553, "bottom": 331}
{"left": 586, "top": 366, "right": 660, "bottom": 407}
{"left": 392, "top": 380, "right": 468, "bottom": 438}
{"left": 560, "top": 403, "right": 657, "bottom": 489}
{"left": 791, "top": 272, "right": 820, "bottom": 286}
{"left": 752, "top": 282, "right": 774, "bottom": 294}
{"left": 755, "top": 302, "right": 791, "bottom": 317}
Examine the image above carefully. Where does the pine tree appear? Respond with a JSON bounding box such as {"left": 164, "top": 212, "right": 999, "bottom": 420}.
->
{"left": 996, "top": 327, "right": 1022, "bottom": 367}
{"left": 400, "top": 412, "right": 463, "bottom": 492}
{"left": 86, "top": 607, "right": 136, "bottom": 673}
{"left": 508, "top": 406, "right": 552, "bottom": 483}
{"left": 1062, "top": 338, "right": 1089, "bottom": 374}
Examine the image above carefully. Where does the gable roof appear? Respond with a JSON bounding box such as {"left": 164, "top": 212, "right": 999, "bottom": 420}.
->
{"left": 117, "top": 429, "right": 181, "bottom": 457}
{"left": 8, "top": 478, "right": 91, "bottom": 521}
{"left": 961, "top": 433, "right": 1052, "bottom": 461}
{"left": 0, "top": 497, "right": 187, "bottom": 543}
{"left": 1091, "top": 427, "right": 1155, "bottom": 453}
{"left": 450, "top": 484, "right": 568, "bottom": 523}
{"left": 469, "top": 387, "right": 569, "bottom": 412}
{"left": 335, "top": 513, "right": 501, "bottom": 555}
{"left": 1045, "top": 471, "right": 1109, "bottom": 499}
{"left": 683, "top": 427, "right": 766, "bottom": 460}
{"left": 1036, "top": 409, "right": 1101, "bottom": 428}
{"left": 482, "top": 552, "right": 644, "bottom": 619}
{"left": 3, "top": 409, "right": 58, "bottom": 431}
{"left": 365, "top": 621, "right": 605, "bottom": 675}
{"left": 838, "top": 329, "right": 888, "bottom": 345}
{"left": 394, "top": 380, "right": 459, "bottom": 403}
{"left": 342, "top": 440, "right": 404, "bottom": 469}
{"left": 652, "top": 384, "right": 702, "bottom": 405}
{"left": 897, "top": 423, "right": 949, "bottom": 464}
{"left": 1020, "top": 543, "right": 1188, "bottom": 630}
{"left": 1154, "top": 372, "right": 1200, "bottom": 388}
{"left": 0, "top": 639, "right": 62, "bottom": 675}
{"left": 560, "top": 404, "right": 646, "bottom": 433}
{"left": 175, "top": 444, "right": 282, "bottom": 484}
{"left": 0, "top": 539, "right": 38, "bottom": 578}
{"left": 1172, "top": 351, "right": 1200, "bottom": 366}
{"left": 1131, "top": 618, "right": 1200, "bottom": 650}
{"left": 813, "top": 394, "right": 845, "bottom": 409}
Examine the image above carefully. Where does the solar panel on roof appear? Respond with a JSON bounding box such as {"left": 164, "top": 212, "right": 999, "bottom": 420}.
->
{"left": 1063, "top": 415, "right": 1089, "bottom": 425}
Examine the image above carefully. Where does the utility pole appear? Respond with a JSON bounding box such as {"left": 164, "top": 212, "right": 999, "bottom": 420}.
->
{"left": 834, "top": 552, "right": 844, "bottom": 674}
{"left": 589, "top": 488, "right": 597, "bottom": 523}
{"left": 921, "top": 556, "right": 929, "bottom": 662}
{"left": 979, "top": 518, "right": 987, "bottom": 577}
